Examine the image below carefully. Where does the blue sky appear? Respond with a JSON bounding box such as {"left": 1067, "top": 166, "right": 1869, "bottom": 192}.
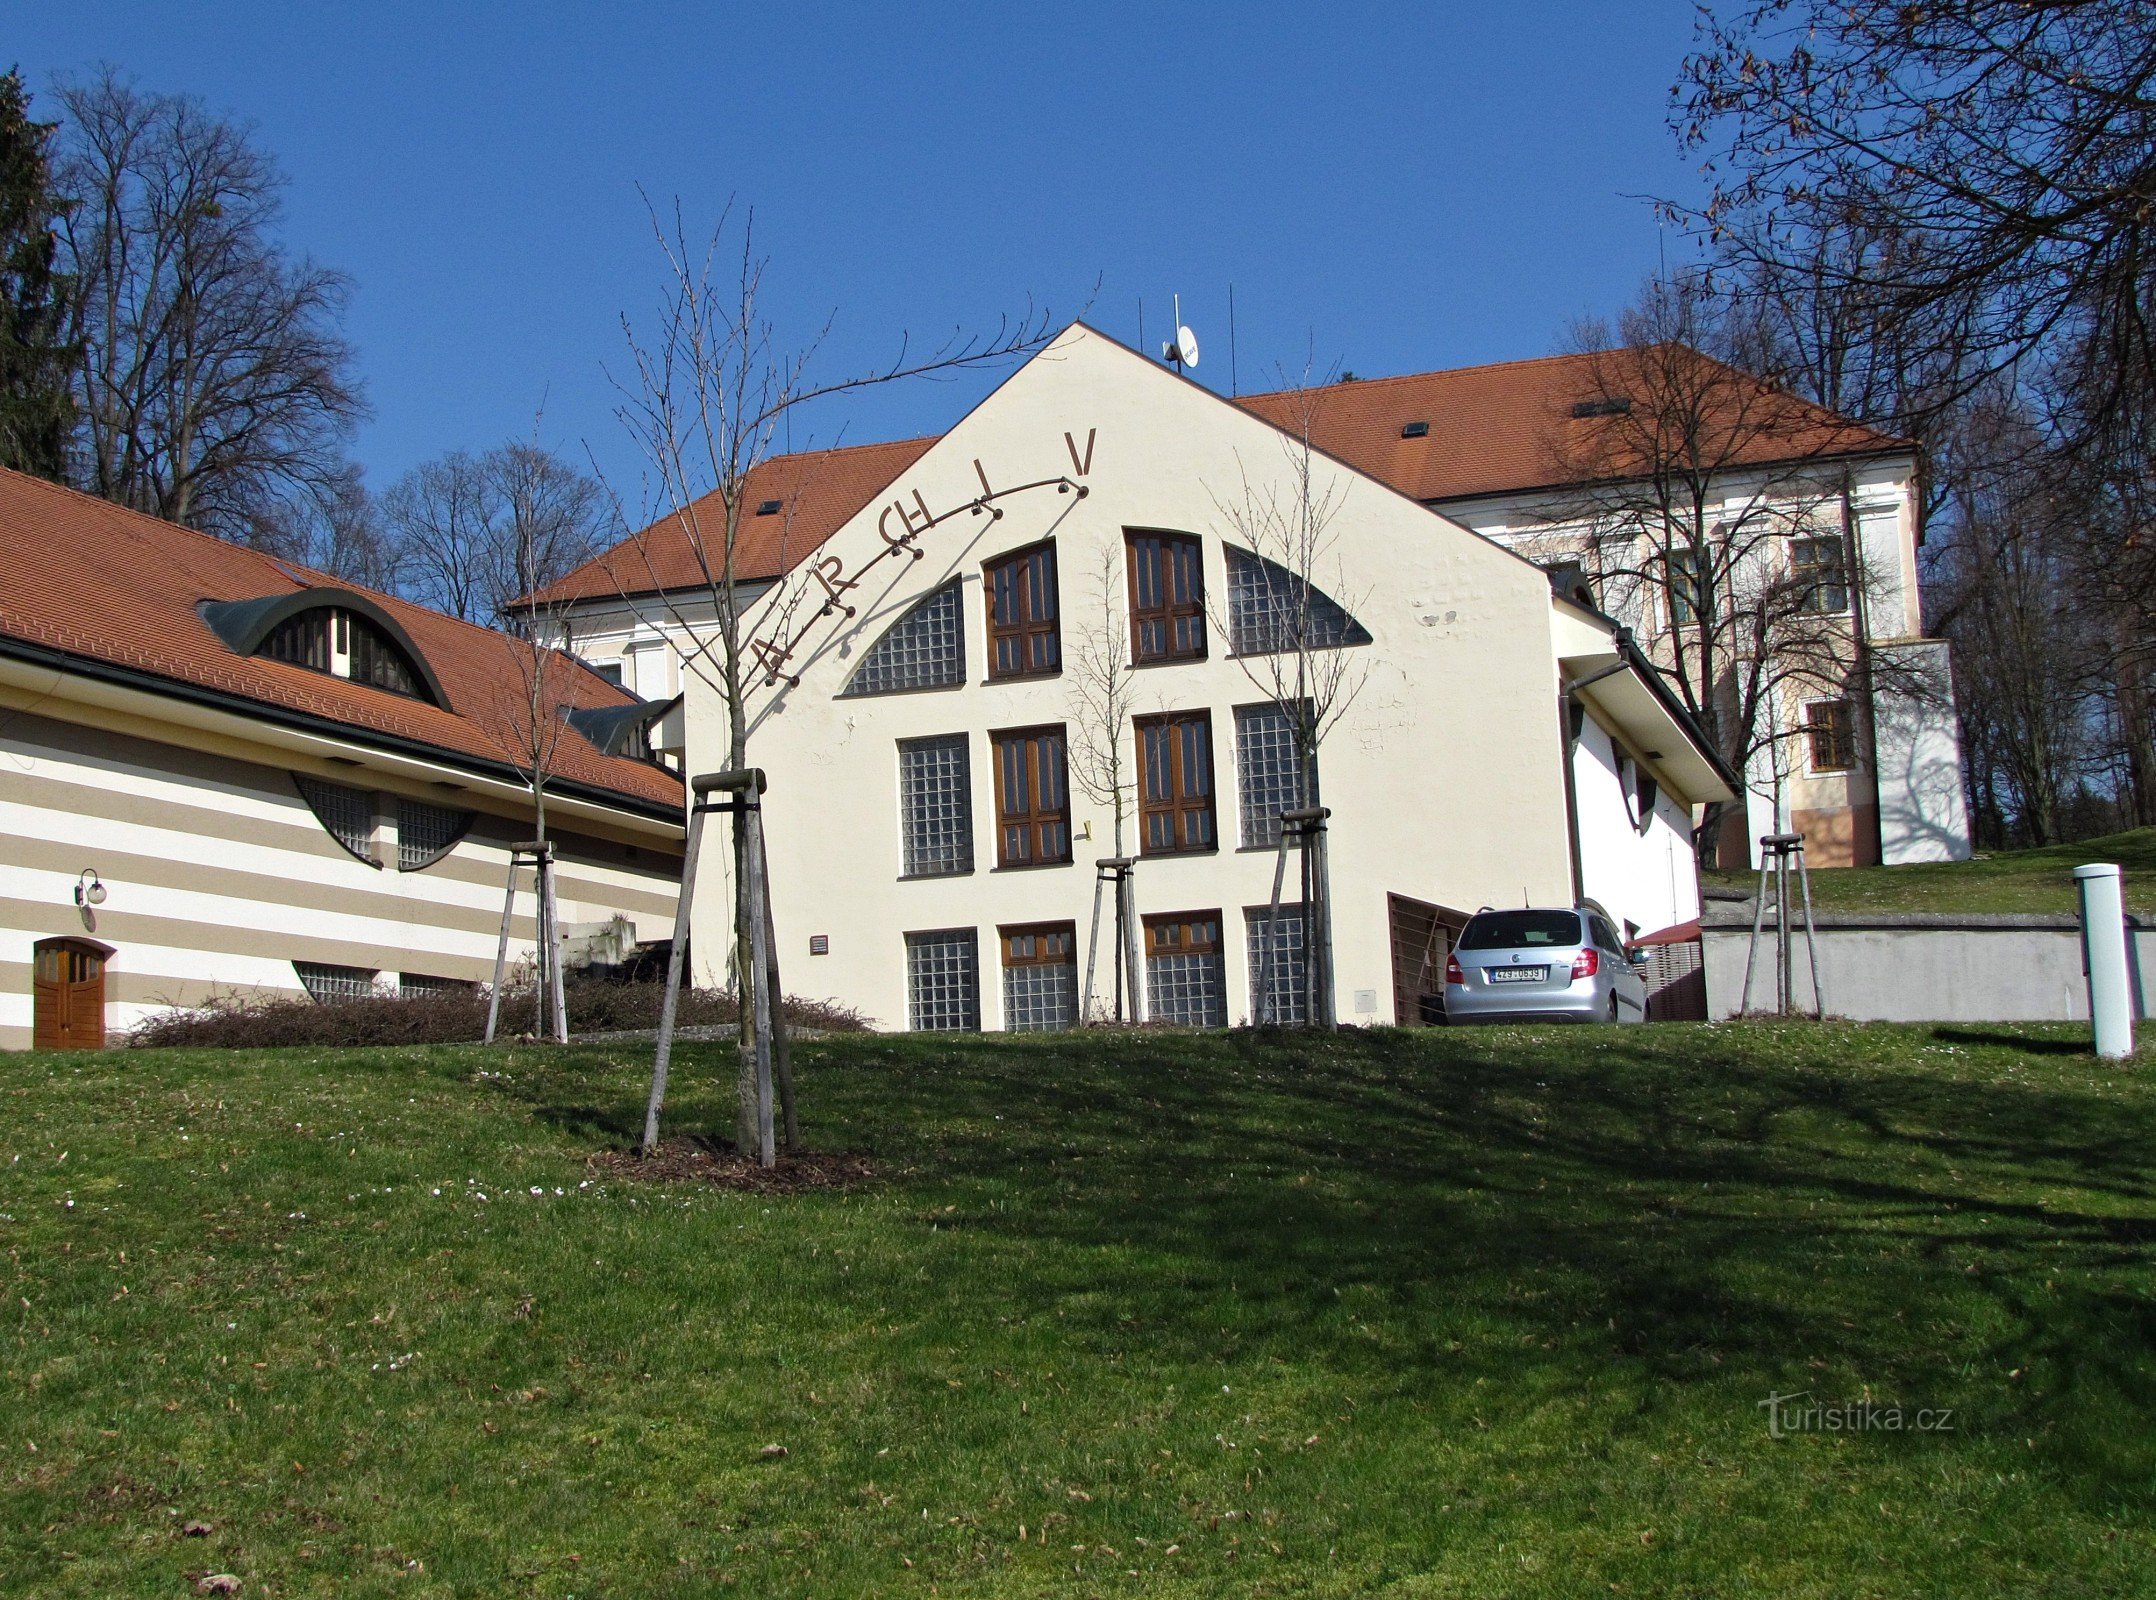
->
{"left": 11, "top": 2, "right": 1711, "bottom": 502}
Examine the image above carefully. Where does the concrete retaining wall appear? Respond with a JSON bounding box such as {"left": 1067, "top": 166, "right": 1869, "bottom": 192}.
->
{"left": 1700, "top": 908, "right": 2154, "bottom": 1024}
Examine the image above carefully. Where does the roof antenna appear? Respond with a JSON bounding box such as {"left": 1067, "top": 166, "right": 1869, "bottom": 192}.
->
{"left": 1228, "top": 284, "right": 1239, "bottom": 397}
{"left": 1161, "top": 293, "right": 1199, "bottom": 374}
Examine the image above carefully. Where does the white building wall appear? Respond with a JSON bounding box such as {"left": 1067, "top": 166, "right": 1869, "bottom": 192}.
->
{"left": 680, "top": 328, "right": 1644, "bottom": 1030}
{"left": 1571, "top": 713, "right": 1704, "bottom": 939}
{"left": 0, "top": 705, "right": 680, "bottom": 1049}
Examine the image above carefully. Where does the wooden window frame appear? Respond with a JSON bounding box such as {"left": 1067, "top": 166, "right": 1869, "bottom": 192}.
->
{"left": 984, "top": 540, "right": 1061, "bottom": 681}
{"left": 1125, "top": 529, "right": 1207, "bottom": 665}
{"left": 1135, "top": 710, "right": 1218, "bottom": 856}
{"left": 1804, "top": 698, "right": 1857, "bottom": 773}
{"left": 1790, "top": 534, "right": 1851, "bottom": 615}
{"left": 991, "top": 724, "right": 1072, "bottom": 868}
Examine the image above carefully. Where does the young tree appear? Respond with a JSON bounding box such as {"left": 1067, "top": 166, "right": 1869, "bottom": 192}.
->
{"left": 615, "top": 201, "right": 1061, "bottom": 1156}
{"left": 1064, "top": 542, "right": 1139, "bottom": 1020}
{"left": 0, "top": 69, "right": 73, "bottom": 480}
{"left": 1208, "top": 378, "right": 1375, "bottom": 1026}
{"left": 53, "top": 69, "right": 363, "bottom": 543}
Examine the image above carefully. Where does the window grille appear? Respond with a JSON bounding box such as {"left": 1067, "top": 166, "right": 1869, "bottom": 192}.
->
{"left": 1144, "top": 911, "right": 1226, "bottom": 1027}
{"left": 294, "top": 775, "right": 380, "bottom": 866}
{"left": 1805, "top": 699, "right": 1856, "bottom": 771}
{"left": 1245, "top": 904, "right": 1309, "bottom": 1025}
{"left": 992, "top": 726, "right": 1072, "bottom": 867}
{"left": 842, "top": 580, "right": 967, "bottom": 696}
{"left": 398, "top": 799, "right": 473, "bottom": 871}
{"left": 1126, "top": 530, "right": 1206, "bottom": 663}
{"left": 1136, "top": 710, "right": 1217, "bottom": 854}
{"left": 398, "top": 972, "right": 473, "bottom": 998}
{"left": 348, "top": 618, "right": 424, "bottom": 696}
{"left": 1223, "top": 547, "right": 1372, "bottom": 656}
{"left": 984, "top": 542, "right": 1061, "bottom": 678}
{"left": 1235, "top": 701, "right": 1313, "bottom": 849}
{"left": 906, "top": 928, "right": 981, "bottom": 1031}
{"left": 898, "top": 735, "right": 974, "bottom": 877}
{"left": 260, "top": 607, "right": 429, "bottom": 700}
{"left": 294, "top": 961, "right": 378, "bottom": 1004}
{"left": 1001, "top": 922, "right": 1077, "bottom": 1032}
{"left": 1791, "top": 536, "right": 1849, "bottom": 614}
{"left": 262, "top": 611, "right": 332, "bottom": 670}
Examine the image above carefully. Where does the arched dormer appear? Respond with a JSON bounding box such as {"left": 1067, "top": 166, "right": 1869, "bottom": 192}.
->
{"left": 199, "top": 589, "right": 448, "bottom": 708}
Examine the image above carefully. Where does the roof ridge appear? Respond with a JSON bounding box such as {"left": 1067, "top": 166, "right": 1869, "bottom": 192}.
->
{"left": 1237, "top": 348, "right": 1618, "bottom": 402}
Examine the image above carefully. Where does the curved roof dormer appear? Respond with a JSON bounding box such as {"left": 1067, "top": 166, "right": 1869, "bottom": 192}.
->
{"left": 198, "top": 588, "right": 450, "bottom": 709}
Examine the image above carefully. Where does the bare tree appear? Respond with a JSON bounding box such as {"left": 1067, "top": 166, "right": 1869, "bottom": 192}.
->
{"left": 53, "top": 69, "right": 363, "bottom": 543}
{"left": 1527, "top": 279, "right": 1921, "bottom": 862}
{"left": 245, "top": 458, "right": 392, "bottom": 589}
{"left": 382, "top": 442, "right": 609, "bottom": 629}
{"left": 1675, "top": 3, "right": 2156, "bottom": 819}
{"left": 1207, "top": 379, "right": 1374, "bottom": 1026}
{"left": 612, "top": 200, "right": 1063, "bottom": 1156}
{"left": 1064, "top": 542, "right": 1139, "bottom": 1020}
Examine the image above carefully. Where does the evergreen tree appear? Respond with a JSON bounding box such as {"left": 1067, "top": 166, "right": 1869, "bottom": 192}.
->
{"left": 0, "top": 68, "right": 72, "bottom": 480}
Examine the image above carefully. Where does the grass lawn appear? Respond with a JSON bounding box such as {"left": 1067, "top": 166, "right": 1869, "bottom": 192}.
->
{"left": 6, "top": 1023, "right": 2156, "bottom": 1597}
{"left": 1704, "top": 826, "right": 2156, "bottom": 917}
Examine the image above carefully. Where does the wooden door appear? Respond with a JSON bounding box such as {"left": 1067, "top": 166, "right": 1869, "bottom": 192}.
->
{"left": 1388, "top": 894, "right": 1469, "bottom": 1026}
{"left": 32, "top": 938, "right": 113, "bottom": 1050}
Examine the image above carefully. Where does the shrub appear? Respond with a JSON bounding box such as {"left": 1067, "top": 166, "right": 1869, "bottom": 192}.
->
{"left": 126, "top": 980, "right": 866, "bottom": 1050}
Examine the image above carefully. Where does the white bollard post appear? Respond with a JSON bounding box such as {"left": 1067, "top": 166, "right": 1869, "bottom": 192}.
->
{"left": 2073, "top": 863, "right": 2134, "bottom": 1060}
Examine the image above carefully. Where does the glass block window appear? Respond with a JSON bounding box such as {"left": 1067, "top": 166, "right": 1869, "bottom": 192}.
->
{"left": 985, "top": 542, "right": 1060, "bottom": 678}
{"left": 1235, "top": 701, "right": 1314, "bottom": 849}
{"left": 1245, "top": 904, "right": 1309, "bottom": 1026}
{"left": 397, "top": 799, "right": 474, "bottom": 871}
{"left": 1001, "top": 922, "right": 1078, "bottom": 1032}
{"left": 1791, "top": 535, "right": 1850, "bottom": 614}
{"left": 1144, "top": 911, "right": 1227, "bottom": 1028}
{"left": 1224, "top": 547, "right": 1373, "bottom": 656}
{"left": 906, "top": 928, "right": 981, "bottom": 1032}
{"left": 898, "top": 735, "right": 974, "bottom": 877}
{"left": 992, "top": 725, "right": 1072, "bottom": 867}
{"left": 294, "top": 775, "right": 380, "bottom": 867}
{"left": 1126, "top": 530, "right": 1206, "bottom": 663}
{"left": 294, "top": 961, "right": 378, "bottom": 1004}
{"left": 1136, "top": 710, "right": 1217, "bottom": 855}
{"left": 399, "top": 972, "right": 474, "bottom": 998}
{"left": 841, "top": 580, "right": 967, "bottom": 696}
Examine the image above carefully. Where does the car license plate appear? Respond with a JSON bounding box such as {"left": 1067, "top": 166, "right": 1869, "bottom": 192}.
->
{"left": 1488, "top": 965, "right": 1547, "bottom": 983}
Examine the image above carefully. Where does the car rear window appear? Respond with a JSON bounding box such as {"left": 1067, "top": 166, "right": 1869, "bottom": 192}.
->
{"left": 1458, "top": 911, "right": 1583, "bottom": 950}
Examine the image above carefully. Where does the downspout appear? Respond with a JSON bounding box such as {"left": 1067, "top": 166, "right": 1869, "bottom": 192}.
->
{"left": 1560, "top": 656, "right": 1632, "bottom": 907}
{"left": 1841, "top": 470, "right": 1887, "bottom": 865}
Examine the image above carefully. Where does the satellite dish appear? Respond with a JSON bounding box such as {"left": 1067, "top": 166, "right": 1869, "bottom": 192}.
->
{"left": 1163, "top": 324, "right": 1200, "bottom": 370}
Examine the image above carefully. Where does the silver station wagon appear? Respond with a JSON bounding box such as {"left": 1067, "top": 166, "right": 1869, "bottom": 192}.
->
{"left": 1443, "top": 907, "right": 1648, "bottom": 1025}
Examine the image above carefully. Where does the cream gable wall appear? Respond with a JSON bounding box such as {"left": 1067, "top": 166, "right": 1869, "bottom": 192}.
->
{"left": 682, "top": 326, "right": 1600, "bottom": 1028}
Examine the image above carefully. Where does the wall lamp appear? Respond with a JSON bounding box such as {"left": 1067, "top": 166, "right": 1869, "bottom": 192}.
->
{"left": 74, "top": 869, "right": 108, "bottom": 908}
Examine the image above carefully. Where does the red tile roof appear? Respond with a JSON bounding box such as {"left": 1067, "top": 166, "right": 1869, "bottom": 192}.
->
{"left": 1234, "top": 346, "right": 1907, "bottom": 504}
{"left": 523, "top": 436, "right": 937, "bottom": 606}
{"left": 526, "top": 343, "right": 1909, "bottom": 604}
{"left": 0, "top": 467, "right": 682, "bottom": 816}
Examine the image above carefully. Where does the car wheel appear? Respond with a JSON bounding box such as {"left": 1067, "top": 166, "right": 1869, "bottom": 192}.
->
{"left": 1606, "top": 995, "right": 1620, "bottom": 1025}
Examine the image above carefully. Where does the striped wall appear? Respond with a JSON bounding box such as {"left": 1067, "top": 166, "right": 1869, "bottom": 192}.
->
{"left": 0, "top": 708, "right": 681, "bottom": 1049}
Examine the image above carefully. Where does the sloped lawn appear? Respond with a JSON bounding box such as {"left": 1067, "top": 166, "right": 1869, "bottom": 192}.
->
{"left": 5, "top": 1022, "right": 2154, "bottom": 1596}
{"left": 1704, "top": 826, "right": 2156, "bottom": 916}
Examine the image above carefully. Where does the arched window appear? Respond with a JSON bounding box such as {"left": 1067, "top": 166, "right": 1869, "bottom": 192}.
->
{"left": 202, "top": 590, "right": 445, "bottom": 706}
{"left": 1223, "top": 548, "right": 1372, "bottom": 657}
{"left": 841, "top": 580, "right": 966, "bottom": 696}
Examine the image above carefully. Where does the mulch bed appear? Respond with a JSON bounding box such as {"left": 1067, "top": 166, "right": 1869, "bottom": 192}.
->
{"left": 587, "top": 1140, "right": 878, "bottom": 1194}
